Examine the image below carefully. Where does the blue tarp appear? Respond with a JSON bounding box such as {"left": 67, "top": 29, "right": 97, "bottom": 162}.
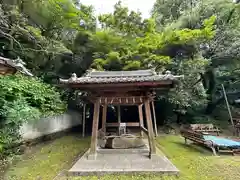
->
{"left": 203, "top": 135, "right": 240, "bottom": 148}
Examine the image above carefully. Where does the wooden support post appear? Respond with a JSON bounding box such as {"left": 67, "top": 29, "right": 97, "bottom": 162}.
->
{"left": 144, "top": 99, "right": 156, "bottom": 158}
{"left": 102, "top": 105, "right": 107, "bottom": 136}
{"left": 138, "top": 105, "right": 144, "bottom": 137}
{"left": 151, "top": 101, "right": 158, "bottom": 137}
{"left": 117, "top": 105, "right": 121, "bottom": 135}
{"left": 89, "top": 99, "right": 100, "bottom": 160}
{"left": 117, "top": 105, "right": 121, "bottom": 123}
{"left": 82, "top": 104, "right": 86, "bottom": 138}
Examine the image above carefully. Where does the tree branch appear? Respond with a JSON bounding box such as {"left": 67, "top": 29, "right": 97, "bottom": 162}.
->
{"left": 0, "top": 29, "right": 23, "bottom": 51}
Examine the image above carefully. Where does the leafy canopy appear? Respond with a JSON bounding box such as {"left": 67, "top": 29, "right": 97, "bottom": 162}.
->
{"left": 0, "top": 75, "right": 66, "bottom": 158}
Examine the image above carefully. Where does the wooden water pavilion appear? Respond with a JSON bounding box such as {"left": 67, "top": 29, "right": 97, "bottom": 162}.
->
{"left": 60, "top": 69, "right": 181, "bottom": 160}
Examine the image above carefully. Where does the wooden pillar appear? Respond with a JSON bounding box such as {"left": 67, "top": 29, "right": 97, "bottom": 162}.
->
{"left": 151, "top": 101, "right": 158, "bottom": 137}
{"left": 89, "top": 98, "right": 100, "bottom": 159}
{"left": 117, "top": 105, "right": 121, "bottom": 135}
{"left": 82, "top": 104, "right": 86, "bottom": 138}
{"left": 117, "top": 105, "right": 121, "bottom": 123}
{"left": 102, "top": 105, "right": 107, "bottom": 135}
{"left": 144, "top": 99, "right": 156, "bottom": 158}
{"left": 138, "top": 104, "right": 144, "bottom": 137}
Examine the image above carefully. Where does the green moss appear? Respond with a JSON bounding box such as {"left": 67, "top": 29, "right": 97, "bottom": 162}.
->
{"left": 5, "top": 135, "right": 89, "bottom": 180}
{"left": 4, "top": 135, "right": 240, "bottom": 180}
{"left": 68, "top": 135, "right": 240, "bottom": 180}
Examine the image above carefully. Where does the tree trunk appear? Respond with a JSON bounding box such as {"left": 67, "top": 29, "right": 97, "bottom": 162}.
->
{"left": 204, "top": 68, "right": 217, "bottom": 115}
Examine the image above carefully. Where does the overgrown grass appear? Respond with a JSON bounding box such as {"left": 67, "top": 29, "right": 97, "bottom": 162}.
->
{"left": 69, "top": 136, "right": 240, "bottom": 180}
{"left": 3, "top": 135, "right": 240, "bottom": 180}
{"left": 4, "top": 135, "right": 89, "bottom": 180}
{"left": 156, "top": 135, "right": 240, "bottom": 180}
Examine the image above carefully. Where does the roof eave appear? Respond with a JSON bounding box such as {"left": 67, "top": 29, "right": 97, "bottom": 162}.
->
{"left": 0, "top": 56, "right": 33, "bottom": 76}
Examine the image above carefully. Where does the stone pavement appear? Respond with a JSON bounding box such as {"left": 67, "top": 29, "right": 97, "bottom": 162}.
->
{"left": 68, "top": 148, "right": 179, "bottom": 176}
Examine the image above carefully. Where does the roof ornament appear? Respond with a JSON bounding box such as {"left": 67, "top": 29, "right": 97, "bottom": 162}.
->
{"left": 151, "top": 67, "right": 157, "bottom": 75}
{"left": 165, "top": 70, "right": 174, "bottom": 79}
{"left": 85, "top": 68, "right": 96, "bottom": 77}
{"left": 12, "top": 57, "right": 33, "bottom": 76}
{"left": 14, "top": 56, "right": 26, "bottom": 65}
{"left": 60, "top": 73, "right": 77, "bottom": 83}
{"left": 165, "top": 70, "right": 171, "bottom": 75}
{"left": 165, "top": 70, "right": 184, "bottom": 79}
{"left": 69, "top": 73, "right": 77, "bottom": 82}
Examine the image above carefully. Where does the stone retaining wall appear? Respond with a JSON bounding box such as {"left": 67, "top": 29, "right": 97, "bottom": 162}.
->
{"left": 20, "top": 110, "right": 82, "bottom": 141}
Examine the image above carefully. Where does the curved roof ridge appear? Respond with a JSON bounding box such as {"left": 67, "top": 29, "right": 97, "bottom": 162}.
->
{"left": 59, "top": 69, "right": 183, "bottom": 85}
{"left": 86, "top": 69, "right": 157, "bottom": 78}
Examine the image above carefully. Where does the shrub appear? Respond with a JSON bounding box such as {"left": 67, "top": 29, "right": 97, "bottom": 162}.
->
{"left": 0, "top": 75, "right": 66, "bottom": 158}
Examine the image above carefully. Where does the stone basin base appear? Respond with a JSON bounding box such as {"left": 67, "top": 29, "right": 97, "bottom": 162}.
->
{"left": 104, "top": 134, "right": 145, "bottom": 149}
{"left": 69, "top": 147, "right": 179, "bottom": 176}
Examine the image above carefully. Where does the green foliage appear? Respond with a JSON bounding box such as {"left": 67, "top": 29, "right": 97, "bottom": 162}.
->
{"left": 152, "top": 0, "right": 195, "bottom": 27}
{"left": 152, "top": 0, "right": 240, "bottom": 118}
{"left": 1, "top": 0, "right": 239, "bottom": 131}
{"left": 98, "top": 1, "right": 146, "bottom": 37}
{"left": 0, "top": 75, "right": 66, "bottom": 158}
{"left": 166, "top": 58, "right": 208, "bottom": 116}
{"left": 91, "top": 2, "right": 216, "bottom": 75}
{"left": 0, "top": 0, "right": 96, "bottom": 80}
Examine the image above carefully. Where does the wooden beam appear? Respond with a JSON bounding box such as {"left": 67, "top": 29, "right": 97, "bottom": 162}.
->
{"left": 106, "top": 122, "right": 140, "bottom": 127}
{"left": 101, "top": 102, "right": 143, "bottom": 105}
{"left": 102, "top": 105, "right": 107, "bottom": 136}
{"left": 89, "top": 98, "right": 100, "bottom": 159}
{"left": 97, "top": 96, "right": 149, "bottom": 105}
{"left": 144, "top": 99, "right": 156, "bottom": 158}
{"left": 82, "top": 104, "right": 86, "bottom": 138}
{"left": 98, "top": 95, "right": 153, "bottom": 99}
{"left": 138, "top": 105, "right": 144, "bottom": 137}
{"left": 151, "top": 101, "right": 158, "bottom": 137}
{"left": 140, "top": 126, "right": 148, "bottom": 134}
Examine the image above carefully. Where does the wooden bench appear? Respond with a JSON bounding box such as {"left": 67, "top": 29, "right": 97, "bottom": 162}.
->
{"left": 233, "top": 118, "right": 240, "bottom": 136}
{"left": 189, "top": 124, "right": 221, "bottom": 136}
{"left": 180, "top": 128, "right": 217, "bottom": 155}
{"left": 235, "top": 124, "right": 240, "bottom": 137}
{"left": 232, "top": 117, "right": 240, "bottom": 124}
{"left": 180, "top": 128, "right": 240, "bottom": 155}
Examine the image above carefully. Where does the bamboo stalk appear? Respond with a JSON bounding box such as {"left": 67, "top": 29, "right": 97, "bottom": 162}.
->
{"left": 222, "top": 84, "right": 234, "bottom": 129}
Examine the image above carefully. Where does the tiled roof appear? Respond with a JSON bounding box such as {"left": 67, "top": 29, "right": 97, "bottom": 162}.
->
{"left": 88, "top": 69, "right": 156, "bottom": 77}
{"left": 0, "top": 56, "right": 33, "bottom": 76}
{"left": 60, "top": 69, "right": 182, "bottom": 84}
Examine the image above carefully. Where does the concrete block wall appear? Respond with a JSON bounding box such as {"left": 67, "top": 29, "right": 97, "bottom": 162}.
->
{"left": 20, "top": 110, "right": 82, "bottom": 140}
